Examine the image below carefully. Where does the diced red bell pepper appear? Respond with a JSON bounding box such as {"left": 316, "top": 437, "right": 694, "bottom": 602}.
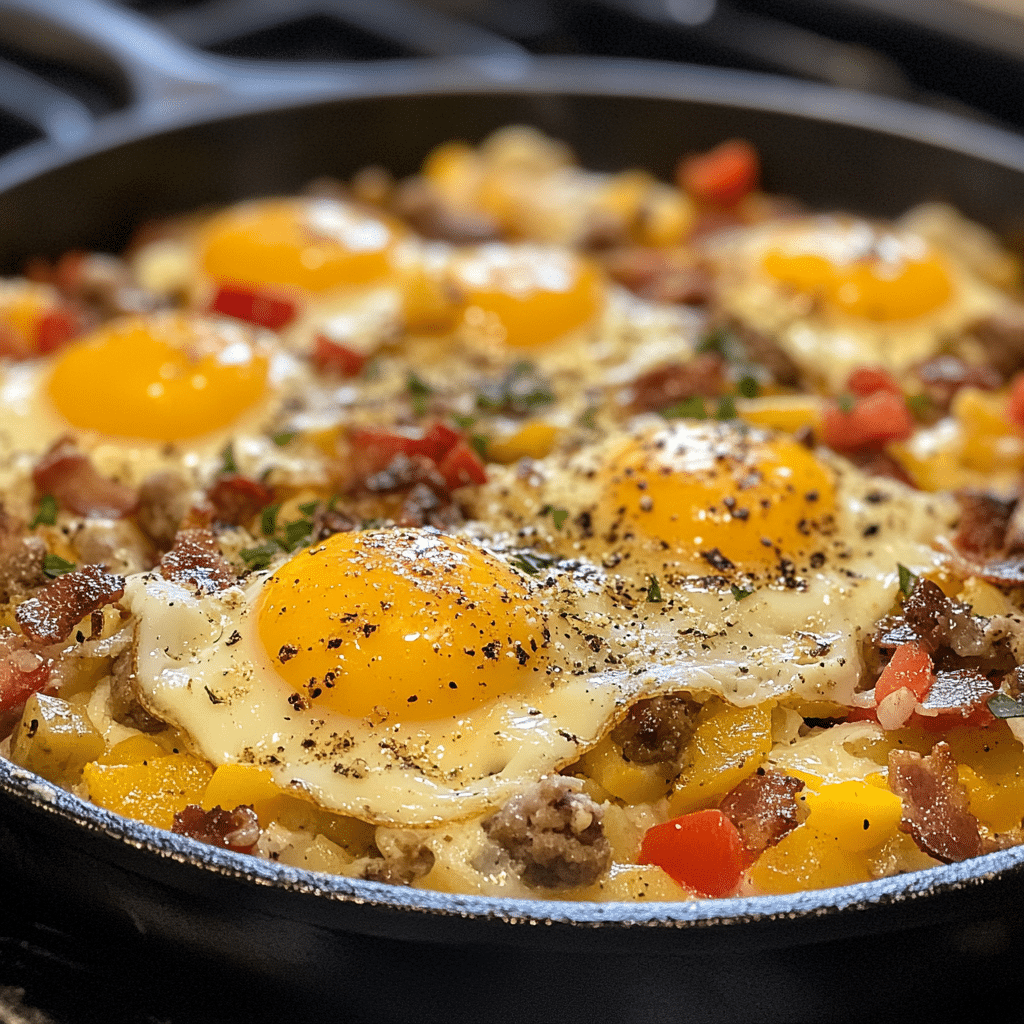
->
{"left": 0, "top": 647, "right": 50, "bottom": 714}
{"left": 211, "top": 285, "right": 297, "bottom": 331}
{"left": 437, "top": 441, "right": 488, "bottom": 490}
{"left": 350, "top": 422, "right": 464, "bottom": 472}
{"left": 846, "top": 366, "right": 902, "bottom": 398}
{"left": 875, "top": 641, "right": 935, "bottom": 704}
{"left": 35, "top": 307, "right": 81, "bottom": 354}
{"left": 312, "top": 334, "right": 367, "bottom": 377}
{"left": 677, "top": 140, "right": 760, "bottom": 208}
{"left": 1007, "top": 373, "right": 1024, "bottom": 429}
{"left": 638, "top": 809, "right": 746, "bottom": 897}
{"left": 822, "top": 389, "right": 915, "bottom": 453}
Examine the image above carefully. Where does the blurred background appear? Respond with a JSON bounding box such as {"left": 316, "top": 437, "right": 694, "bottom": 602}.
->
{"left": 2, "top": 0, "right": 1024, "bottom": 163}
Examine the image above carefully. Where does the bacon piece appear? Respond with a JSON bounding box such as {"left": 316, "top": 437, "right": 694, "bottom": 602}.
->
{"left": 15, "top": 563, "right": 125, "bottom": 645}
{"left": 206, "top": 475, "right": 274, "bottom": 527}
{"left": 888, "top": 742, "right": 982, "bottom": 863}
{"left": 602, "top": 247, "right": 715, "bottom": 305}
{"left": 0, "top": 630, "right": 51, "bottom": 713}
{"left": 847, "top": 450, "right": 916, "bottom": 487}
{"left": 718, "top": 769, "right": 805, "bottom": 856}
{"left": 953, "top": 491, "right": 1016, "bottom": 558}
{"left": 916, "top": 355, "right": 1000, "bottom": 415}
{"left": 159, "top": 527, "right": 236, "bottom": 595}
{"left": 33, "top": 437, "right": 138, "bottom": 519}
{"left": 626, "top": 355, "right": 726, "bottom": 413}
{"left": 914, "top": 668, "right": 996, "bottom": 731}
{"left": 172, "top": 804, "right": 261, "bottom": 853}
{"left": 879, "top": 578, "right": 986, "bottom": 657}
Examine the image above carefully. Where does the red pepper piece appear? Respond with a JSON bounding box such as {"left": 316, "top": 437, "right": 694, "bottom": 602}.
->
{"left": 822, "top": 389, "right": 915, "bottom": 453}
{"left": 437, "top": 441, "right": 488, "bottom": 490}
{"left": 638, "top": 809, "right": 746, "bottom": 897}
{"left": 312, "top": 334, "right": 367, "bottom": 377}
{"left": 677, "top": 140, "right": 760, "bottom": 207}
{"left": 211, "top": 285, "right": 297, "bottom": 330}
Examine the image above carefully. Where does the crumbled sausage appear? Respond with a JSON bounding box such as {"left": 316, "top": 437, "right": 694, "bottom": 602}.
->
{"left": 953, "top": 491, "right": 1017, "bottom": 558}
{"left": 481, "top": 776, "right": 611, "bottom": 889}
{"left": 718, "top": 769, "right": 804, "bottom": 855}
{"left": 731, "top": 321, "right": 800, "bottom": 387}
{"left": 968, "top": 303, "right": 1024, "bottom": 379}
{"left": 135, "top": 471, "right": 191, "bottom": 549}
{"left": 0, "top": 505, "right": 46, "bottom": 601}
{"left": 610, "top": 695, "right": 698, "bottom": 765}
{"left": 108, "top": 648, "right": 164, "bottom": 732}
{"left": 361, "top": 830, "right": 435, "bottom": 886}
{"left": 70, "top": 518, "right": 156, "bottom": 576}
{"left": 914, "top": 355, "right": 1000, "bottom": 415}
{"left": 888, "top": 741, "right": 982, "bottom": 863}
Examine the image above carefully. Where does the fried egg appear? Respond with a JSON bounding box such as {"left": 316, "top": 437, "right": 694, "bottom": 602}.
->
{"left": 124, "top": 419, "right": 956, "bottom": 827}
{"left": 0, "top": 312, "right": 317, "bottom": 492}
{"left": 708, "top": 214, "right": 1010, "bottom": 389}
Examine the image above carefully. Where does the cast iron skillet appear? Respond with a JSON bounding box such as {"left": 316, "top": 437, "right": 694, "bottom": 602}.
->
{"left": 3, "top": 2, "right": 1024, "bottom": 1020}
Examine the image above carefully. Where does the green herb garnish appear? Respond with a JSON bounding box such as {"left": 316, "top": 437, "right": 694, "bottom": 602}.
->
{"left": 836, "top": 392, "right": 855, "bottom": 414}
{"left": 260, "top": 503, "right": 281, "bottom": 537}
{"left": 511, "top": 551, "right": 556, "bottom": 576}
{"left": 43, "top": 553, "right": 76, "bottom": 578}
{"left": 297, "top": 500, "right": 319, "bottom": 517}
{"left": 662, "top": 396, "right": 707, "bottom": 420}
{"left": 470, "top": 434, "right": 489, "bottom": 459}
{"left": 715, "top": 394, "right": 738, "bottom": 421}
{"left": 30, "top": 494, "right": 58, "bottom": 529}
{"left": 477, "top": 361, "right": 554, "bottom": 414}
{"left": 988, "top": 693, "right": 1024, "bottom": 719}
{"left": 551, "top": 509, "right": 569, "bottom": 530}
{"left": 647, "top": 576, "right": 663, "bottom": 602}
{"left": 284, "top": 519, "right": 313, "bottom": 550}
{"left": 407, "top": 372, "right": 433, "bottom": 416}
{"left": 906, "top": 393, "right": 932, "bottom": 420}
{"left": 737, "top": 374, "right": 759, "bottom": 399}
{"left": 271, "top": 430, "right": 296, "bottom": 447}
{"left": 731, "top": 584, "right": 753, "bottom": 601}
{"left": 579, "top": 406, "right": 598, "bottom": 430}
{"left": 239, "top": 542, "right": 278, "bottom": 571}
{"left": 220, "top": 442, "right": 237, "bottom": 474}
{"left": 897, "top": 563, "right": 917, "bottom": 597}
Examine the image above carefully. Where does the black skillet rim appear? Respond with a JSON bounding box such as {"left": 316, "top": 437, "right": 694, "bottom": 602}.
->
{"left": 3, "top": 53, "right": 1024, "bottom": 940}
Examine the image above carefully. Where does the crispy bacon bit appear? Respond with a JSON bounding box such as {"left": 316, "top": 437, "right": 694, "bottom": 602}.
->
{"left": 33, "top": 437, "right": 138, "bottom": 519}
{"left": 626, "top": 355, "right": 726, "bottom": 413}
{"left": 312, "top": 334, "right": 367, "bottom": 377}
{"left": 916, "top": 355, "right": 1000, "bottom": 415}
{"left": 0, "top": 630, "right": 51, "bottom": 713}
{"left": 878, "top": 578, "right": 986, "bottom": 657}
{"left": 158, "top": 527, "right": 236, "bottom": 595}
{"left": 847, "top": 449, "right": 916, "bottom": 487}
{"left": 968, "top": 303, "right": 1024, "bottom": 379}
{"left": 211, "top": 285, "right": 297, "bottom": 331}
{"left": 915, "top": 668, "right": 997, "bottom": 731}
{"left": 206, "top": 475, "right": 274, "bottom": 527}
{"left": 953, "top": 491, "right": 1016, "bottom": 558}
{"left": 718, "top": 769, "right": 805, "bottom": 855}
{"left": 602, "top": 247, "right": 715, "bottom": 305}
{"left": 481, "top": 776, "right": 611, "bottom": 889}
{"left": 888, "top": 742, "right": 982, "bottom": 863}
{"left": 611, "top": 695, "right": 697, "bottom": 766}
{"left": 172, "top": 804, "right": 261, "bottom": 853}
{"left": 15, "top": 563, "right": 125, "bottom": 644}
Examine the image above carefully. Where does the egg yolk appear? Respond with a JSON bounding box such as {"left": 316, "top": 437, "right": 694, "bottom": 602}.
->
{"left": 451, "top": 244, "right": 604, "bottom": 348}
{"left": 761, "top": 219, "right": 952, "bottom": 321}
{"left": 199, "top": 198, "right": 398, "bottom": 294}
{"left": 47, "top": 314, "right": 268, "bottom": 440}
{"left": 257, "top": 529, "right": 549, "bottom": 721}
{"left": 602, "top": 423, "right": 836, "bottom": 573}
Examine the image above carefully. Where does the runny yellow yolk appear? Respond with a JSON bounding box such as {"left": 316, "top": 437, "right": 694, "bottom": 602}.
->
{"left": 602, "top": 424, "right": 836, "bottom": 573}
{"left": 47, "top": 314, "right": 268, "bottom": 440}
{"left": 451, "top": 244, "right": 604, "bottom": 348}
{"left": 257, "top": 529, "right": 549, "bottom": 722}
{"left": 761, "top": 220, "right": 953, "bottom": 321}
{"left": 199, "top": 197, "right": 399, "bottom": 294}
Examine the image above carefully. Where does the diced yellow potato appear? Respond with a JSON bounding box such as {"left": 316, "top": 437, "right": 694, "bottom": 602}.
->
{"left": 400, "top": 261, "right": 458, "bottom": 333}
{"left": 98, "top": 734, "right": 170, "bottom": 766}
{"left": 84, "top": 753, "right": 213, "bottom": 830}
{"left": 575, "top": 738, "right": 673, "bottom": 806}
{"left": 487, "top": 422, "right": 558, "bottom": 463}
{"left": 802, "top": 779, "right": 903, "bottom": 853}
{"left": 202, "top": 762, "right": 293, "bottom": 823}
{"left": 637, "top": 186, "right": 695, "bottom": 247}
{"left": 9, "top": 693, "right": 105, "bottom": 785}
{"left": 291, "top": 834, "right": 352, "bottom": 874}
{"left": 958, "top": 576, "right": 1018, "bottom": 617}
{"left": 582, "top": 863, "right": 692, "bottom": 902}
{"left": 748, "top": 823, "right": 874, "bottom": 895}
{"left": 667, "top": 699, "right": 774, "bottom": 816}
{"left": 421, "top": 140, "right": 482, "bottom": 201}
{"left": 737, "top": 395, "right": 822, "bottom": 437}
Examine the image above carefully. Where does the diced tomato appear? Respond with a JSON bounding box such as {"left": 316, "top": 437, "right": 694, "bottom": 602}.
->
{"left": 846, "top": 366, "right": 901, "bottom": 398}
{"left": 437, "top": 441, "right": 488, "bottom": 490}
{"left": 638, "top": 809, "right": 746, "bottom": 897}
{"left": 677, "top": 140, "right": 760, "bottom": 208}
{"left": 350, "top": 422, "right": 465, "bottom": 472}
{"left": 35, "top": 307, "right": 81, "bottom": 354}
{"left": 312, "top": 334, "right": 367, "bottom": 377}
{"left": 0, "top": 643, "right": 50, "bottom": 714}
{"left": 1007, "top": 373, "right": 1024, "bottom": 429}
{"left": 875, "top": 642, "right": 935, "bottom": 704}
{"left": 822, "top": 389, "right": 915, "bottom": 453}
{"left": 211, "top": 285, "right": 297, "bottom": 331}
{"left": 419, "top": 422, "right": 463, "bottom": 462}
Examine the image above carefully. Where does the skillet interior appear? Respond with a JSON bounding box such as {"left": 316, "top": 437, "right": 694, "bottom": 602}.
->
{"left": 4, "top": 59, "right": 1024, "bottom": 1020}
